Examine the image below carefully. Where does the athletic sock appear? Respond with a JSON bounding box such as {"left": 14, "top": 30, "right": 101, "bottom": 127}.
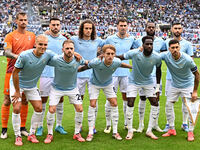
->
{"left": 181, "top": 98, "right": 188, "bottom": 124}
{"left": 111, "top": 106, "right": 119, "bottom": 134}
{"left": 138, "top": 99, "right": 146, "bottom": 125}
{"left": 12, "top": 112, "right": 21, "bottom": 137}
{"left": 38, "top": 103, "right": 46, "bottom": 127}
{"left": 165, "top": 101, "right": 175, "bottom": 129}
{"left": 105, "top": 100, "right": 111, "bottom": 127}
{"left": 95, "top": 101, "right": 98, "bottom": 123}
{"left": 20, "top": 104, "right": 28, "bottom": 128}
{"left": 147, "top": 105, "right": 158, "bottom": 132}
{"left": 88, "top": 106, "right": 95, "bottom": 135}
{"left": 1, "top": 104, "right": 10, "bottom": 128}
{"left": 75, "top": 111, "right": 83, "bottom": 134}
{"left": 56, "top": 102, "right": 63, "bottom": 127}
{"left": 155, "top": 103, "right": 160, "bottom": 127}
{"left": 30, "top": 111, "right": 42, "bottom": 135}
{"left": 46, "top": 111, "right": 55, "bottom": 135}
{"left": 123, "top": 101, "right": 127, "bottom": 126}
{"left": 126, "top": 106, "right": 134, "bottom": 133}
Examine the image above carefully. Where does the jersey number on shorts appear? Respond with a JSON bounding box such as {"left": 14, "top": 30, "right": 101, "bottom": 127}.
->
{"left": 76, "top": 94, "right": 82, "bottom": 101}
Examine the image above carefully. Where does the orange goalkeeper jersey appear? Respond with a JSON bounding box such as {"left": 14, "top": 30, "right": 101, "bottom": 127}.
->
{"left": 4, "top": 30, "right": 35, "bottom": 73}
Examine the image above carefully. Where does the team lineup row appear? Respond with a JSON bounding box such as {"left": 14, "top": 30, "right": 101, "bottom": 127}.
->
{"left": 1, "top": 12, "right": 199, "bottom": 146}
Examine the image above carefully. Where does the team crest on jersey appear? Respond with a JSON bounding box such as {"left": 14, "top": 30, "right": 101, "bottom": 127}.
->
{"left": 178, "top": 63, "right": 184, "bottom": 68}
{"left": 73, "top": 64, "right": 77, "bottom": 68}
{"left": 28, "top": 36, "right": 31, "bottom": 41}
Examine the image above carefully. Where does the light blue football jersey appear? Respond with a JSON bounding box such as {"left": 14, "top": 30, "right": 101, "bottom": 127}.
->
{"left": 48, "top": 55, "right": 86, "bottom": 91}
{"left": 135, "top": 36, "right": 166, "bottom": 77}
{"left": 105, "top": 34, "right": 136, "bottom": 76}
{"left": 88, "top": 57, "right": 122, "bottom": 86}
{"left": 41, "top": 34, "right": 67, "bottom": 78}
{"left": 165, "top": 38, "right": 194, "bottom": 80}
{"left": 14, "top": 49, "right": 55, "bottom": 88}
{"left": 124, "top": 49, "right": 162, "bottom": 85}
{"left": 160, "top": 51, "right": 196, "bottom": 88}
{"left": 71, "top": 36, "right": 105, "bottom": 78}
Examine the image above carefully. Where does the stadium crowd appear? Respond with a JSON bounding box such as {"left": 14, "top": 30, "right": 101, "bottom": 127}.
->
{"left": 0, "top": 0, "right": 199, "bottom": 48}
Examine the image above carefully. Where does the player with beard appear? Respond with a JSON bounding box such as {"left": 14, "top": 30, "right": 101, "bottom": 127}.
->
{"left": 134, "top": 22, "right": 166, "bottom": 133}
{"left": 44, "top": 40, "right": 87, "bottom": 143}
{"left": 161, "top": 39, "right": 199, "bottom": 141}
{"left": 36, "top": 17, "right": 67, "bottom": 136}
{"left": 163, "top": 22, "right": 194, "bottom": 132}
{"left": 104, "top": 18, "right": 137, "bottom": 133}
{"left": 116, "top": 36, "right": 162, "bottom": 140}
{"left": 1, "top": 12, "right": 35, "bottom": 139}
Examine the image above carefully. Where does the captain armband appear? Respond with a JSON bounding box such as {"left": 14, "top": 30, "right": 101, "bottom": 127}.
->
{"left": 191, "top": 66, "right": 197, "bottom": 73}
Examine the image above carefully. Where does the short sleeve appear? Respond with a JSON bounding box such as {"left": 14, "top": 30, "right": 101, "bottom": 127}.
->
{"left": 124, "top": 50, "right": 137, "bottom": 60}
{"left": 4, "top": 33, "right": 13, "bottom": 50}
{"left": 15, "top": 54, "right": 24, "bottom": 69}
{"left": 156, "top": 56, "right": 162, "bottom": 67}
{"left": 186, "top": 42, "right": 194, "bottom": 56}
{"left": 88, "top": 58, "right": 99, "bottom": 68}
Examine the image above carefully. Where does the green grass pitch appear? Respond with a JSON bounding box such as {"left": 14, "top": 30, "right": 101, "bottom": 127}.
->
{"left": 0, "top": 56, "right": 200, "bottom": 150}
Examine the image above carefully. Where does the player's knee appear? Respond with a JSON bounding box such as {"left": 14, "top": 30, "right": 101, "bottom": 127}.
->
{"left": 140, "top": 96, "right": 146, "bottom": 101}
{"left": 59, "top": 96, "right": 64, "bottom": 103}
{"left": 3, "top": 95, "right": 11, "bottom": 106}
{"left": 49, "top": 107, "right": 56, "bottom": 113}
{"left": 76, "top": 107, "right": 83, "bottom": 112}
{"left": 13, "top": 106, "right": 21, "bottom": 114}
{"left": 127, "top": 98, "right": 134, "bottom": 107}
{"left": 90, "top": 100, "right": 96, "bottom": 108}
{"left": 110, "top": 101, "right": 117, "bottom": 107}
{"left": 21, "top": 101, "right": 28, "bottom": 105}
{"left": 90, "top": 103, "right": 96, "bottom": 108}
{"left": 41, "top": 97, "right": 48, "bottom": 103}
{"left": 150, "top": 98, "right": 158, "bottom": 106}
{"left": 34, "top": 105, "right": 42, "bottom": 112}
{"left": 122, "top": 93, "right": 127, "bottom": 101}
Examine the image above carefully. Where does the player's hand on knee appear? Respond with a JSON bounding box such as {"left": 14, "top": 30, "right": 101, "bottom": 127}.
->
{"left": 11, "top": 92, "right": 21, "bottom": 104}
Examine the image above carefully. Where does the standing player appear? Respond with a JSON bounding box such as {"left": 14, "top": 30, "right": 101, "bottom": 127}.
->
{"left": 71, "top": 19, "right": 105, "bottom": 133}
{"left": 163, "top": 22, "right": 194, "bottom": 132}
{"left": 116, "top": 36, "right": 162, "bottom": 140}
{"left": 1, "top": 12, "right": 35, "bottom": 139}
{"left": 44, "top": 40, "right": 87, "bottom": 144}
{"left": 36, "top": 17, "right": 67, "bottom": 136}
{"left": 161, "top": 39, "right": 199, "bottom": 141}
{"left": 10, "top": 35, "right": 55, "bottom": 146}
{"left": 79, "top": 44, "right": 132, "bottom": 141}
{"left": 134, "top": 22, "right": 166, "bottom": 133}
{"left": 104, "top": 18, "right": 136, "bottom": 133}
